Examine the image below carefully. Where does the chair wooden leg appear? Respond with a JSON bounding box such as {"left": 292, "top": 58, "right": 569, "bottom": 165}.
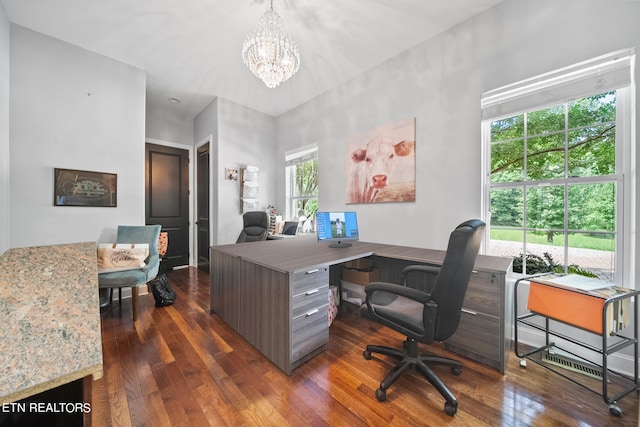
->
{"left": 132, "top": 287, "right": 139, "bottom": 322}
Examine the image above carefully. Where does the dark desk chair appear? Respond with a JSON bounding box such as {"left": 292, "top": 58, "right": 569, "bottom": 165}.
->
{"left": 363, "top": 219, "right": 485, "bottom": 416}
{"left": 98, "top": 225, "right": 162, "bottom": 321}
{"left": 236, "top": 211, "right": 269, "bottom": 243}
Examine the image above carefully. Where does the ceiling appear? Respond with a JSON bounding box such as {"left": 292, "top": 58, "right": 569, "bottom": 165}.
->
{"left": 1, "top": 0, "right": 504, "bottom": 120}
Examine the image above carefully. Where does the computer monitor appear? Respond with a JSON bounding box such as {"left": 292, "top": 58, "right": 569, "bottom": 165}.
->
{"left": 282, "top": 221, "right": 298, "bottom": 236}
{"left": 316, "top": 211, "right": 359, "bottom": 248}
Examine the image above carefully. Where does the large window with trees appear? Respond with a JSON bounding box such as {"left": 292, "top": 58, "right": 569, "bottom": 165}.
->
{"left": 285, "top": 145, "right": 318, "bottom": 223}
{"left": 482, "top": 50, "right": 634, "bottom": 284}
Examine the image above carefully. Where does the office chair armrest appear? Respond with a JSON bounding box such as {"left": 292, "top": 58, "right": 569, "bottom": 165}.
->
{"left": 401, "top": 264, "right": 441, "bottom": 290}
{"left": 365, "top": 281, "right": 431, "bottom": 304}
{"left": 401, "top": 264, "right": 440, "bottom": 278}
{"left": 423, "top": 300, "right": 439, "bottom": 342}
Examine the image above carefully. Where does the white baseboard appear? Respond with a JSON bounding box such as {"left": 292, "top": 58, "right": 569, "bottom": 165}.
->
{"left": 111, "top": 286, "right": 149, "bottom": 300}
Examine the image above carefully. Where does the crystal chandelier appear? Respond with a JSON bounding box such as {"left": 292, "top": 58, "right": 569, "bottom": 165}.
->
{"left": 242, "top": 0, "right": 300, "bottom": 88}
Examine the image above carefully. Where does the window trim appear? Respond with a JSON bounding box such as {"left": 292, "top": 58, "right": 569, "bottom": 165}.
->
{"left": 481, "top": 51, "right": 635, "bottom": 287}
{"left": 285, "top": 145, "right": 318, "bottom": 220}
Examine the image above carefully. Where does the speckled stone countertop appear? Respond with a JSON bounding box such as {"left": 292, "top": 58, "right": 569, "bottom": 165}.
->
{"left": 0, "top": 242, "right": 103, "bottom": 403}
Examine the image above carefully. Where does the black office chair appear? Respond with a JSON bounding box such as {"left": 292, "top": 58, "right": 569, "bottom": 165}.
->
{"left": 236, "top": 211, "right": 269, "bottom": 243}
{"left": 362, "top": 219, "right": 485, "bottom": 416}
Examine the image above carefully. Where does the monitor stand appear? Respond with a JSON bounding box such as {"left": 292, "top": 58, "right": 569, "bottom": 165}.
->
{"left": 328, "top": 241, "right": 352, "bottom": 248}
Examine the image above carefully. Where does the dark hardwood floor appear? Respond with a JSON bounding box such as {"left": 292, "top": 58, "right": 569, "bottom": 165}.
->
{"left": 91, "top": 267, "right": 639, "bottom": 426}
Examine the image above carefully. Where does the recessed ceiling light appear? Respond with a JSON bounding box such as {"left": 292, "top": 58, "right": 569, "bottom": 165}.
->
{"left": 168, "top": 97, "right": 181, "bottom": 103}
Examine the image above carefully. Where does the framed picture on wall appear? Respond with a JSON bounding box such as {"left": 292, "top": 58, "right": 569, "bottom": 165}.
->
{"left": 54, "top": 168, "right": 117, "bottom": 207}
{"left": 346, "top": 117, "right": 416, "bottom": 204}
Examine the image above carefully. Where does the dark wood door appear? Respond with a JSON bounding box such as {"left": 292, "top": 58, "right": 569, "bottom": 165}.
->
{"left": 145, "top": 143, "right": 189, "bottom": 268}
{"left": 197, "top": 144, "right": 210, "bottom": 272}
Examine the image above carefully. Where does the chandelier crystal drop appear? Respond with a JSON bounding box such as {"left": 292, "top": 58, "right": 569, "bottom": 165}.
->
{"left": 242, "top": 0, "right": 300, "bottom": 88}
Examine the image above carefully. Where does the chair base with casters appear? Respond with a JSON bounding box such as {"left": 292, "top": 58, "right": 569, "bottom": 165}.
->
{"left": 363, "top": 338, "right": 461, "bottom": 416}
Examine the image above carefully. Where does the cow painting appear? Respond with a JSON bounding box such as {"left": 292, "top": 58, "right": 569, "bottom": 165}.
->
{"left": 348, "top": 137, "right": 415, "bottom": 203}
{"left": 346, "top": 118, "right": 416, "bottom": 204}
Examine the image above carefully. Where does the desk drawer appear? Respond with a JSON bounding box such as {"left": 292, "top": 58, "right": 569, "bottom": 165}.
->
{"left": 445, "top": 310, "right": 500, "bottom": 365}
{"left": 292, "top": 285, "right": 329, "bottom": 319}
{"left": 463, "top": 271, "right": 501, "bottom": 317}
{"left": 292, "top": 303, "right": 329, "bottom": 362}
{"left": 292, "top": 266, "right": 329, "bottom": 296}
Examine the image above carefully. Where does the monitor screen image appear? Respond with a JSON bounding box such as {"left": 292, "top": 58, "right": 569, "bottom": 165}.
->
{"left": 316, "top": 211, "right": 359, "bottom": 248}
{"left": 282, "top": 221, "right": 298, "bottom": 235}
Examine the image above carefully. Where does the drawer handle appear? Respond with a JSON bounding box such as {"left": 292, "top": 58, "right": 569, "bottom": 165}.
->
{"left": 461, "top": 308, "right": 477, "bottom": 316}
{"left": 305, "top": 309, "right": 319, "bottom": 317}
{"left": 306, "top": 289, "right": 319, "bottom": 296}
{"left": 305, "top": 269, "right": 320, "bottom": 275}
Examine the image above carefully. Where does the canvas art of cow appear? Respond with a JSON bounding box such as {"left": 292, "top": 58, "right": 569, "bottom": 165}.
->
{"left": 347, "top": 136, "right": 415, "bottom": 204}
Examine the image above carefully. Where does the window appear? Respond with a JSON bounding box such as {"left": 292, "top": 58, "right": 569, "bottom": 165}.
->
{"left": 482, "top": 50, "right": 634, "bottom": 284}
{"left": 285, "top": 145, "right": 318, "bottom": 223}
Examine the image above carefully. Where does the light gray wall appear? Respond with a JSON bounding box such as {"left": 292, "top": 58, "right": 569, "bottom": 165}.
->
{"left": 0, "top": 5, "right": 9, "bottom": 254}
{"left": 9, "top": 25, "right": 146, "bottom": 248}
{"left": 276, "top": 0, "right": 640, "bottom": 254}
{"left": 194, "top": 97, "right": 219, "bottom": 247}
{"left": 146, "top": 104, "right": 194, "bottom": 147}
{"left": 217, "top": 97, "right": 277, "bottom": 244}
{"left": 195, "top": 97, "right": 277, "bottom": 245}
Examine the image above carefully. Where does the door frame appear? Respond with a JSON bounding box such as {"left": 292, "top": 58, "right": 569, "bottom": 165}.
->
{"left": 195, "top": 135, "right": 213, "bottom": 266}
{"left": 146, "top": 137, "right": 194, "bottom": 267}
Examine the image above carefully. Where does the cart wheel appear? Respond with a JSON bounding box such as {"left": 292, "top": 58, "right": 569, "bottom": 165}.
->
{"left": 519, "top": 358, "right": 527, "bottom": 367}
{"left": 444, "top": 401, "right": 457, "bottom": 416}
{"left": 375, "top": 388, "right": 386, "bottom": 402}
{"left": 609, "top": 404, "right": 623, "bottom": 417}
{"left": 363, "top": 350, "right": 371, "bottom": 360}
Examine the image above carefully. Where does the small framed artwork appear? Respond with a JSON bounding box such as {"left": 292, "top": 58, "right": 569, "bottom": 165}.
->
{"left": 54, "top": 168, "right": 117, "bottom": 207}
{"left": 225, "top": 168, "right": 239, "bottom": 181}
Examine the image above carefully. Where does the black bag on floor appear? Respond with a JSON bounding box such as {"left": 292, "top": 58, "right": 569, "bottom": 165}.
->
{"left": 150, "top": 274, "right": 176, "bottom": 307}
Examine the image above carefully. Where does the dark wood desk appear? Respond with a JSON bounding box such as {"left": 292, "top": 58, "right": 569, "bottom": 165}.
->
{"left": 210, "top": 237, "right": 513, "bottom": 375}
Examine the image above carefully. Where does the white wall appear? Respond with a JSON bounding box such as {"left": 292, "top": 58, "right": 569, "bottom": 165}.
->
{"left": 217, "top": 98, "right": 277, "bottom": 244}
{"left": 146, "top": 104, "right": 193, "bottom": 147}
{"left": 276, "top": 0, "right": 640, "bottom": 254}
{"left": 0, "top": 5, "right": 9, "bottom": 254}
{"left": 9, "top": 25, "right": 146, "bottom": 247}
{"left": 194, "top": 97, "right": 277, "bottom": 245}
{"left": 194, "top": 97, "right": 219, "bottom": 248}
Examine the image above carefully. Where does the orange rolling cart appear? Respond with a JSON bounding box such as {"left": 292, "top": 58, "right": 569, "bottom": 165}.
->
{"left": 514, "top": 273, "right": 639, "bottom": 417}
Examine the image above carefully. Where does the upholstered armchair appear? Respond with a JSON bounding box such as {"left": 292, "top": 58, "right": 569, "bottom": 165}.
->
{"left": 98, "top": 224, "right": 162, "bottom": 321}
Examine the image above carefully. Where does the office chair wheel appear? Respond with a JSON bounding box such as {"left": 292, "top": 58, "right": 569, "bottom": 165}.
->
{"left": 375, "top": 388, "right": 387, "bottom": 402}
{"left": 444, "top": 401, "right": 457, "bottom": 416}
{"left": 609, "top": 404, "right": 623, "bottom": 417}
{"left": 363, "top": 350, "right": 372, "bottom": 360}
{"left": 451, "top": 366, "right": 462, "bottom": 376}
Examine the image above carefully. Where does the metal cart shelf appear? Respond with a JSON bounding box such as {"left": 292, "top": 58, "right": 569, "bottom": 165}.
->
{"left": 514, "top": 273, "right": 639, "bottom": 417}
